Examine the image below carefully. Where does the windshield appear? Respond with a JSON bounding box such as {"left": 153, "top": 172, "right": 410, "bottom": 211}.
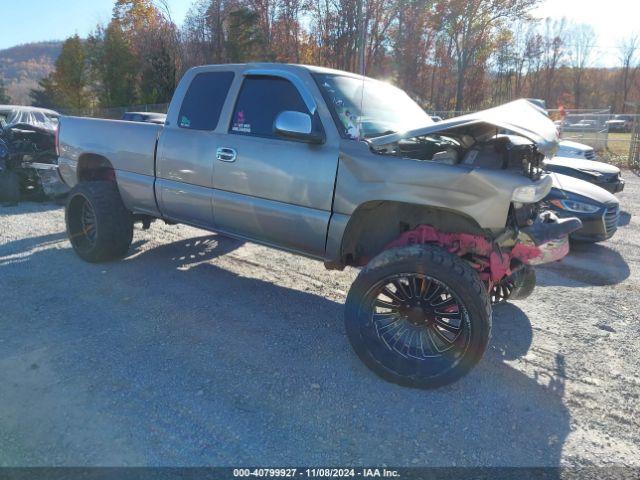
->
{"left": 313, "top": 73, "right": 432, "bottom": 139}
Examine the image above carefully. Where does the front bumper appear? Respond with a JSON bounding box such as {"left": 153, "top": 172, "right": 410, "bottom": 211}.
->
{"left": 513, "top": 211, "right": 582, "bottom": 266}
{"left": 547, "top": 203, "right": 619, "bottom": 242}
{"left": 599, "top": 178, "right": 625, "bottom": 194}
{"left": 567, "top": 203, "right": 620, "bottom": 242}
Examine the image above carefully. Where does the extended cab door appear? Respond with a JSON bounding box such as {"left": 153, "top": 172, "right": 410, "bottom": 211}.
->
{"left": 155, "top": 70, "right": 235, "bottom": 227}
{"left": 212, "top": 69, "right": 340, "bottom": 258}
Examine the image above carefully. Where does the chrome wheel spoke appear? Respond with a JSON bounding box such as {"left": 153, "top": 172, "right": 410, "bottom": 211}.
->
{"left": 369, "top": 273, "right": 469, "bottom": 360}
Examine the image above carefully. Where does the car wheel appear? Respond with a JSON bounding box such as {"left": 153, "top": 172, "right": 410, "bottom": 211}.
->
{"left": 65, "top": 181, "right": 133, "bottom": 263}
{"left": 345, "top": 244, "right": 492, "bottom": 389}
{"left": 490, "top": 266, "right": 536, "bottom": 304}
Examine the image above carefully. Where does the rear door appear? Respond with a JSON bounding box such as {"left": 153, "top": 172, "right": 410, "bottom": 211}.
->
{"left": 211, "top": 70, "right": 340, "bottom": 258}
{"left": 155, "top": 70, "right": 235, "bottom": 227}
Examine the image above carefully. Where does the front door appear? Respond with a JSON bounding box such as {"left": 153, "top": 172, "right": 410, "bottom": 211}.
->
{"left": 212, "top": 74, "right": 339, "bottom": 258}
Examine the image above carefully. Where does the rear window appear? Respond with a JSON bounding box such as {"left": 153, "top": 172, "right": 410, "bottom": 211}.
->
{"left": 178, "top": 71, "right": 234, "bottom": 131}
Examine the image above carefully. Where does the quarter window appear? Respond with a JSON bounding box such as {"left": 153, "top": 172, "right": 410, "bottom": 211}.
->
{"left": 178, "top": 71, "right": 234, "bottom": 131}
{"left": 230, "top": 76, "right": 309, "bottom": 138}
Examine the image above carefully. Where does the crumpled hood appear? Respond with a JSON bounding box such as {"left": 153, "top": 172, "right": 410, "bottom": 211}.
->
{"left": 545, "top": 156, "right": 620, "bottom": 175}
{"left": 550, "top": 172, "right": 618, "bottom": 205}
{"left": 369, "top": 99, "right": 559, "bottom": 156}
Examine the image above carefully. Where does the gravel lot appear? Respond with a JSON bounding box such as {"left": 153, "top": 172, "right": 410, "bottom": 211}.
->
{"left": 1, "top": 175, "right": 639, "bottom": 467}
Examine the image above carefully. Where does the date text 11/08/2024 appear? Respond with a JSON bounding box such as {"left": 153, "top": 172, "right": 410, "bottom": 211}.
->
{"left": 233, "top": 468, "right": 400, "bottom": 478}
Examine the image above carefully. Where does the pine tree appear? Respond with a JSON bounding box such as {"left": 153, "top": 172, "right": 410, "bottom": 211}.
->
{"left": 29, "top": 76, "right": 57, "bottom": 108}
{"left": 50, "top": 35, "right": 90, "bottom": 110}
{"left": 226, "top": 8, "right": 268, "bottom": 63}
{"left": 0, "top": 78, "right": 11, "bottom": 104}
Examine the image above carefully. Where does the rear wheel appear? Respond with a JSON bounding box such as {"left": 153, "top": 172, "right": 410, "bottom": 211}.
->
{"left": 65, "top": 181, "right": 133, "bottom": 262}
{"left": 345, "top": 244, "right": 492, "bottom": 389}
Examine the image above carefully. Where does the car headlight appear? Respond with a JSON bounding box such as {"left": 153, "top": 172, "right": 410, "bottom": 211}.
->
{"left": 549, "top": 198, "right": 600, "bottom": 213}
{"left": 512, "top": 176, "right": 552, "bottom": 203}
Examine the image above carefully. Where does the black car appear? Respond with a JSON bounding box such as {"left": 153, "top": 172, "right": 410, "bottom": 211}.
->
{"left": 544, "top": 173, "right": 620, "bottom": 243}
{"left": 544, "top": 156, "right": 625, "bottom": 194}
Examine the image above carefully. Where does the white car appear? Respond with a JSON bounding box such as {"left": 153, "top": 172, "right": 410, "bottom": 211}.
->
{"left": 556, "top": 140, "right": 596, "bottom": 160}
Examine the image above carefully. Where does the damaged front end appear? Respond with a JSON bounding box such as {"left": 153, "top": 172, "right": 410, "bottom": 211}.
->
{"left": 374, "top": 99, "right": 582, "bottom": 290}
{"left": 386, "top": 210, "right": 581, "bottom": 291}
{"left": 0, "top": 122, "right": 68, "bottom": 203}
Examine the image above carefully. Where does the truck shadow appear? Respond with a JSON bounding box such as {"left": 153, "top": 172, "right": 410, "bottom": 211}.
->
{"left": 0, "top": 233, "right": 571, "bottom": 468}
{"left": 537, "top": 242, "right": 629, "bottom": 287}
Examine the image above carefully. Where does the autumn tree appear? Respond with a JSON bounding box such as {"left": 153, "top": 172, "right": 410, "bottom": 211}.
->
{"left": 434, "top": 0, "right": 539, "bottom": 111}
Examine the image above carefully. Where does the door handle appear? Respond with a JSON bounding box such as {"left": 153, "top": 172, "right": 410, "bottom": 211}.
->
{"left": 216, "top": 147, "right": 237, "bottom": 162}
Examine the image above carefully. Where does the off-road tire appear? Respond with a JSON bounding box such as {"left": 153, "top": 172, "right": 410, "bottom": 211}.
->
{"left": 65, "top": 181, "right": 133, "bottom": 263}
{"left": 345, "top": 244, "right": 492, "bottom": 389}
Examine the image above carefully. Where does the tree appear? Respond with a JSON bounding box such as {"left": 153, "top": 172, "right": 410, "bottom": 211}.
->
{"left": 0, "top": 78, "right": 11, "bottom": 104}
{"left": 29, "top": 35, "right": 90, "bottom": 110}
{"left": 226, "top": 7, "right": 267, "bottom": 62}
{"left": 29, "top": 76, "right": 57, "bottom": 108}
{"left": 88, "top": 22, "right": 139, "bottom": 107}
{"left": 435, "top": 0, "right": 540, "bottom": 111}
{"left": 567, "top": 24, "right": 596, "bottom": 108}
{"left": 617, "top": 34, "right": 639, "bottom": 112}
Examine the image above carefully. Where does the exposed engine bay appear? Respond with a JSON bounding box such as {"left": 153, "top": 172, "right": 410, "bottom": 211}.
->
{"left": 377, "top": 133, "right": 544, "bottom": 180}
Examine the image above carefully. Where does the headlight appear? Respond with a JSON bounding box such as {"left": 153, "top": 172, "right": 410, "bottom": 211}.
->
{"left": 549, "top": 198, "right": 600, "bottom": 213}
{"left": 512, "top": 176, "right": 552, "bottom": 203}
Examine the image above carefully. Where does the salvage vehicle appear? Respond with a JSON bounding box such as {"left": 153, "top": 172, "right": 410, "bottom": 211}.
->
{"left": 544, "top": 156, "right": 624, "bottom": 194}
{"left": 0, "top": 106, "right": 67, "bottom": 204}
{"left": 544, "top": 173, "right": 620, "bottom": 243}
{"left": 556, "top": 139, "right": 597, "bottom": 160}
{"left": 605, "top": 114, "right": 635, "bottom": 133}
{"left": 121, "top": 111, "right": 167, "bottom": 125}
{"left": 57, "top": 64, "right": 581, "bottom": 389}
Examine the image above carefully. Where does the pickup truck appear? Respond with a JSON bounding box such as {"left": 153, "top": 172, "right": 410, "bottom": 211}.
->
{"left": 57, "top": 63, "right": 580, "bottom": 389}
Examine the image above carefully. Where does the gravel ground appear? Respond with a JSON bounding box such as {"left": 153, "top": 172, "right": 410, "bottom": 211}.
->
{"left": 0, "top": 175, "right": 639, "bottom": 467}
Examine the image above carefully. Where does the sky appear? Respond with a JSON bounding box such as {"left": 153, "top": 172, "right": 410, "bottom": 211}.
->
{"left": 0, "top": 0, "right": 637, "bottom": 66}
{"left": 0, "top": 0, "right": 192, "bottom": 50}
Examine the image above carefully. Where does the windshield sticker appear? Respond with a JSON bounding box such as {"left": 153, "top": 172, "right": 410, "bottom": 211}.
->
{"left": 342, "top": 109, "right": 360, "bottom": 139}
{"left": 179, "top": 116, "right": 191, "bottom": 128}
{"left": 232, "top": 110, "right": 251, "bottom": 133}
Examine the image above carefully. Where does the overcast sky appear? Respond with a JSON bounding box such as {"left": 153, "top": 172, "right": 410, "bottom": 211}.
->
{"left": 0, "top": 0, "right": 637, "bottom": 67}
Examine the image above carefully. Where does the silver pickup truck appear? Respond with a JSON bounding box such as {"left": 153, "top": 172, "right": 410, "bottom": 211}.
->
{"left": 58, "top": 63, "right": 580, "bottom": 388}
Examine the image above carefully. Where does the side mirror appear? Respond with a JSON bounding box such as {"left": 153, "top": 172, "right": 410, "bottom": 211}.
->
{"left": 274, "top": 111, "right": 324, "bottom": 144}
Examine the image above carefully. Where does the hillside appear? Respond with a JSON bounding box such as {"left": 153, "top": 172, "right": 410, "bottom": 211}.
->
{"left": 0, "top": 41, "right": 62, "bottom": 105}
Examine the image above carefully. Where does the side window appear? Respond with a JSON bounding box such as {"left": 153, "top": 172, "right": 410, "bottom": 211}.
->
{"left": 230, "top": 76, "right": 308, "bottom": 138}
{"left": 178, "top": 71, "right": 234, "bottom": 131}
